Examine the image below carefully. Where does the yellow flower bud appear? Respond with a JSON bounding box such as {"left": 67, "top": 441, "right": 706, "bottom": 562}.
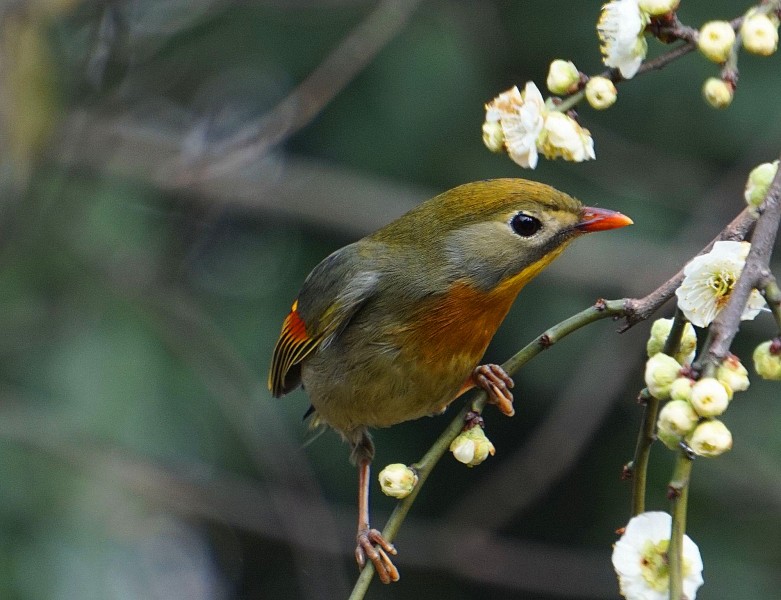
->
{"left": 753, "top": 340, "right": 781, "bottom": 380}
{"left": 585, "top": 76, "right": 617, "bottom": 110}
{"left": 546, "top": 59, "right": 580, "bottom": 95}
{"left": 698, "top": 21, "right": 736, "bottom": 63}
{"left": 378, "top": 463, "right": 418, "bottom": 499}
{"left": 638, "top": 0, "right": 680, "bottom": 16}
{"left": 741, "top": 13, "right": 779, "bottom": 56}
{"left": 716, "top": 354, "right": 750, "bottom": 394}
{"left": 702, "top": 77, "right": 733, "bottom": 109}
{"left": 658, "top": 399, "right": 700, "bottom": 438}
{"left": 690, "top": 377, "right": 730, "bottom": 417}
{"left": 687, "top": 419, "right": 733, "bottom": 457}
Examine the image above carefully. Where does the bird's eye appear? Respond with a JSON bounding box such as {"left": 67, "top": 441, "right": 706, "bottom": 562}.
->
{"left": 510, "top": 213, "right": 542, "bottom": 237}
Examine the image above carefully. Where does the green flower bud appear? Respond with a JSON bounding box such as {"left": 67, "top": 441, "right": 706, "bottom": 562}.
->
{"left": 753, "top": 340, "right": 781, "bottom": 380}
{"left": 657, "top": 427, "right": 684, "bottom": 451}
{"left": 646, "top": 318, "right": 697, "bottom": 364}
{"left": 546, "top": 59, "right": 580, "bottom": 95}
{"left": 450, "top": 426, "right": 496, "bottom": 467}
{"left": 378, "top": 463, "right": 418, "bottom": 499}
{"left": 669, "top": 377, "right": 695, "bottom": 402}
{"left": 744, "top": 160, "right": 779, "bottom": 208}
{"left": 644, "top": 353, "right": 681, "bottom": 399}
{"left": 584, "top": 76, "right": 617, "bottom": 110}
{"left": 687, "top": 419, "right": 733, "bottom": 457}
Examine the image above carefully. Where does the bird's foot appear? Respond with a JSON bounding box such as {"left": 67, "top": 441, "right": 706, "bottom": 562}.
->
{"left": 355, "top": 528, "right": 399, "bottom": 583}
{"left": 473, "top": 363, "right": 515, "bottom": 417}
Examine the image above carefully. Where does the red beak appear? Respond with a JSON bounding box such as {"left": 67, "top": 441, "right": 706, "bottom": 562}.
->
{"left": 577, "top": 206, "right": 633, "bottom": 232}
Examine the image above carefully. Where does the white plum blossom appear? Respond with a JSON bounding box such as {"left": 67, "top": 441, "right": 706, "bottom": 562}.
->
{"left": 675, "top": 241, "right": 766, "bottom": 328}
{"left": 538, "top": 111, "right": 595, "bottom": 163}
{"left": 612, "top": 511, "right": 704, "bottom": 600}
{"left": 483, "top": 83, "right": 546, "bottom": 168}
{"left": 598, "top": 0, "right": 649, "bottom": 78}
{"left": 483, "top": 82, "right": 596, "bottom": 168}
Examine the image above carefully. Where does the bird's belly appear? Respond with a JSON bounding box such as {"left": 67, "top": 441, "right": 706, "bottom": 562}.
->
{"left": 301, "top": 339, "right": 478, "bottom": 434}
{"left": 301, "top": 281, "right": 514, "bottom": 435}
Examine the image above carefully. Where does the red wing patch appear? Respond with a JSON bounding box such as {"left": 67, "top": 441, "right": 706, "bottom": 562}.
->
{"left": 268, "top": 302, "right": 321, "bottom": 397}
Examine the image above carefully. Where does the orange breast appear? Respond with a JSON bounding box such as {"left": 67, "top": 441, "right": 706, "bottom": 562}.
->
{"left": 398, "top": 246, "right": 568, "bottom": 386}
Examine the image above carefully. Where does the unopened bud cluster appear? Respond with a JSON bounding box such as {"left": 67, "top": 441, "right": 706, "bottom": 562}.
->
{"left": 696, "top": 10, "right": 779, "bottom": 109}
{"left": 545, "top": 60, "right": 618, "bottom": 112}
{"left": 645, "top": 319, "right": 747, "bottom": 457}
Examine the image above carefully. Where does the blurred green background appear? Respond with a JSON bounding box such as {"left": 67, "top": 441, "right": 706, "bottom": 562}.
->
{"left": 0, "top": 0, "right": 779, "bottom": 598}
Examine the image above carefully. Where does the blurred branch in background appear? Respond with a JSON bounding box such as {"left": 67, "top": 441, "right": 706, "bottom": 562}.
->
{"left": 0, "top": 403, "right": 618, "bottom": 598}
{"left": 178, "top": 0, "right": 422, "bottom": 182}
{"left": 57, "top": 109, "right": 429, "bottom": 235}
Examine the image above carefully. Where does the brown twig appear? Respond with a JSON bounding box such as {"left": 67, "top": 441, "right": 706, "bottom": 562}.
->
{"left": 703, "top": 153, "right": 781, "bottom": 363}
{"left": 620, "top": 207, "right": 758, "bottom": 330}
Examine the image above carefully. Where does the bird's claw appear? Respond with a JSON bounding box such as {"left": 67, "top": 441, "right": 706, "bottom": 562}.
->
{"left": 474, "top": 363, "right": 515, "bottom": 417}
{"left": 355, "top": 528, "right": 399, "bottom": 584}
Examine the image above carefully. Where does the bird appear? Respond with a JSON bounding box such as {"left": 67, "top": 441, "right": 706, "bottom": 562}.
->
{"left": 268, "top": 178, "right": 632, "bottom": 583}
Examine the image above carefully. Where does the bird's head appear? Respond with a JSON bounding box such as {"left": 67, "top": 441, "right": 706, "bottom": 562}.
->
{"left": 374, "top": 178, "right": 632, "bottom": 292}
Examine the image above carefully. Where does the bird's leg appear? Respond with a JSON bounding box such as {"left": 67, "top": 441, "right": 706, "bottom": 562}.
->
{"left": 472, "top": 363, "right": 515, "bottom": 416}
{"left": 350, "top": 433, "right": 399, "bottom": 584}
{"left": 354, "top": 457, "right": 400, "bottom": 583}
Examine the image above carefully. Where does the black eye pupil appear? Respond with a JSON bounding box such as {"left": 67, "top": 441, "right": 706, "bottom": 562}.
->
{"left": 511, "top": 213, "right": 542, "bottom": 237}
